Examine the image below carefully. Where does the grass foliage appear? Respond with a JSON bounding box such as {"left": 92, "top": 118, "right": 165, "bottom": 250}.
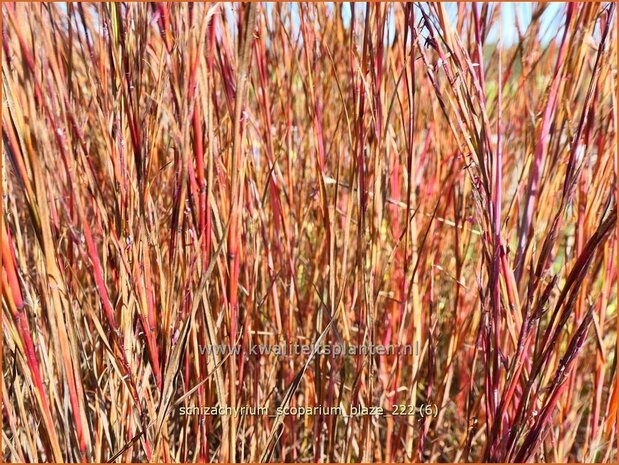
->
{"left": 2, "top": 2, "right": 618, "bottom": 462}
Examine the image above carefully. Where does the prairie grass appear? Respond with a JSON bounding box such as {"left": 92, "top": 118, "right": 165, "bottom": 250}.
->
{"left": 2, "top": 2, "right": 617, "bottom": 462}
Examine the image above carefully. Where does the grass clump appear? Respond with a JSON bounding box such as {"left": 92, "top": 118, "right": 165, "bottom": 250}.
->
{"left": 2, "top": 2, "right": 617, "bottom": 462}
